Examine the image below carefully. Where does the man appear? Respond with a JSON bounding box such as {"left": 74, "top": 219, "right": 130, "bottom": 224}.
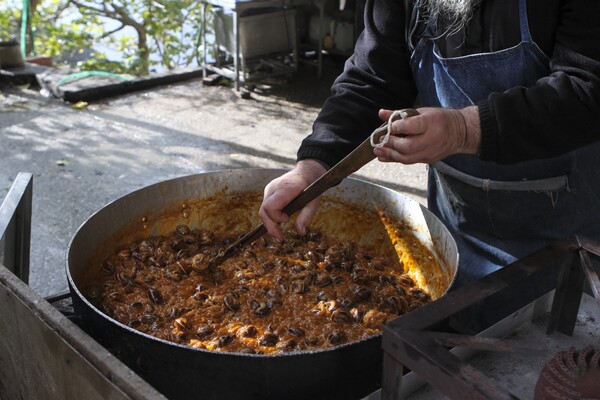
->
{"left": 259, "top": 0, "right": 600, "bottom": 330}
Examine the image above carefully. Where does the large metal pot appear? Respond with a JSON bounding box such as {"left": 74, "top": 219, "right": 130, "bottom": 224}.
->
{"left": 67, "top": 169, "right": 458, "bottom": 400}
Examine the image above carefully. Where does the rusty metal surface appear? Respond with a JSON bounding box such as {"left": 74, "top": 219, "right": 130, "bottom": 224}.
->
{"left": 579, "top": 248, "right": 600, "bottom": 307}
{"left": 381, "top": 236, "right": 600, "bottom": 400}
{"left": 546, "top": 252, "right": 585, "bottom": 336}
{"left": 424, "top": 331, "right": 546, "bottom": 354}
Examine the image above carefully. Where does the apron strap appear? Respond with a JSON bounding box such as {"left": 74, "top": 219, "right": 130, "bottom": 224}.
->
{"left": 518, "top": 0, "right": 533, "bottom": 43}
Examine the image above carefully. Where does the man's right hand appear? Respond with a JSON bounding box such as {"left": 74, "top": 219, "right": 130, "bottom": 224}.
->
{"left": 258, "top": 159, "right": 327, "bottom": 241}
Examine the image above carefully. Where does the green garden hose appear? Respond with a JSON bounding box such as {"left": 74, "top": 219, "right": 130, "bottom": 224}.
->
{"left": 57, "top": 70, "right": 133, "bottom": 86}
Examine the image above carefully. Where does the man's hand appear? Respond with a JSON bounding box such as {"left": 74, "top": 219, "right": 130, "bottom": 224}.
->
{"left": 373, "top": 106, "right": 481, "bottom": 164}
{"left": 258, "top": 159, "right": 327, "bottom": 241}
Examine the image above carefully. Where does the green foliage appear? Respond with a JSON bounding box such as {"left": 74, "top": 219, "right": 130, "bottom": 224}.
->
{"left": 33, "top": 3, "right": 110, "bottom": 70}
{"left": 144, "top": 0, "right": 205, "bottom": 69}
{"left": 0, "top": 5, "right": 21, "bottom": 41}
{"left": 0, "top": 0, "right": 208, "bottom": 76}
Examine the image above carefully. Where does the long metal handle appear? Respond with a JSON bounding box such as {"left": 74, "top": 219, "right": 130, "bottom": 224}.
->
{"left": 208, "top": 109, "right": 419, "bottom": 268}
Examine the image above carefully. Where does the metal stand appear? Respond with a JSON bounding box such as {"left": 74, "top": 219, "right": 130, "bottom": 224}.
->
{"left": 200, "top": 0, "right": 308, "bottom": 90}
{"left": 381, "top": 236, "right": 600, "bottom": 400}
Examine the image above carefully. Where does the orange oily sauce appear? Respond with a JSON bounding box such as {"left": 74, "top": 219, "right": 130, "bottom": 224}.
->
{"left": 377, "top": 210, "right": 450, "bottom": 299}
{"left": 87, "top": 224, "right": 435, "bottom": 355}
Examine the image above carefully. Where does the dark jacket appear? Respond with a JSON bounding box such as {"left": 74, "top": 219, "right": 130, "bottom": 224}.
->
{"left": 297, "top": 0, "right": 600, "bottom": 167}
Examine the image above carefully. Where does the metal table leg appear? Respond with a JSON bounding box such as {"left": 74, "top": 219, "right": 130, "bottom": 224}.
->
{"left": 233, "top": 9, "right": 240, "bottom": 91}
{"left": 201, "top": 2, "right": 208, "bottom": 79}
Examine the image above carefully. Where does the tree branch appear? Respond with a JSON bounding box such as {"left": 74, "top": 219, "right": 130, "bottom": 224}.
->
{"left": 99, "top": 24, "right": 126, "bottom": 39}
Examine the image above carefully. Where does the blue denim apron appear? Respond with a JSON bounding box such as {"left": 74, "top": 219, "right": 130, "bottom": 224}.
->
{"left": 409, "top": 0, "right": 600, "bottom": 329}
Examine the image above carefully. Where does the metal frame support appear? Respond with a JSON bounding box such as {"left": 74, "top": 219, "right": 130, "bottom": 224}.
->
{"left": 199, "top": 0, "right": 304, "bottom": 90}
{"left": 202, "top": 1, "right": 208, "bottom": 80}
{"left": 381, "top": 236, "right": 600, "bottom": 400}
{"left": 0, "top": 172, "right": 33, "bottom": 283}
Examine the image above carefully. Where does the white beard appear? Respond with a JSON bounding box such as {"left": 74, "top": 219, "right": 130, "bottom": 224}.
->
{"left": 420, "top": 0, "right": 476, "bottom": 33}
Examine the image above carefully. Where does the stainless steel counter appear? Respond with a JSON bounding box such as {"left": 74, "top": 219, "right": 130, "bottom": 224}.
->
{"left": 200, "top": 0, "right": 312, "bottom": 90}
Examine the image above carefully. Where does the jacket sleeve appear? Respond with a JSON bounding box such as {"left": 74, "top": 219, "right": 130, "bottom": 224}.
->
{"left": 478, "top": 0, "right": 600, "bottom": 164}
{"left": 297, "top": 0, "right": 418, "bottom": 167}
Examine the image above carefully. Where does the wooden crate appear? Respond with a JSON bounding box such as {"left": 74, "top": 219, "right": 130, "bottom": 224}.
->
{"left": 0, "top": 173, "right": 164, "bottom": 399}
{"left": 0, "top": 258, "right": 166, "bottom": 399}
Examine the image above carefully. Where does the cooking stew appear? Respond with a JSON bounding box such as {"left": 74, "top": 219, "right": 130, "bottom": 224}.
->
{"left": 68, "top": 170, "right": 458, "bottom": 400}
{"left": 84, "top": 215, "right": 435, "bottom": 355}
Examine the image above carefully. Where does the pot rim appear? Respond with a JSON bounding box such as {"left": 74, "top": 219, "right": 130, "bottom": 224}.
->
{"left": 66, "top": 168, "right": 457, "bottom": 358}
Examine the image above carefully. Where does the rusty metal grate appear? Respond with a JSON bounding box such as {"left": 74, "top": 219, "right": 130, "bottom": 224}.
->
{"left": 381, "top": 236, "right": 600, "bottom": 400}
